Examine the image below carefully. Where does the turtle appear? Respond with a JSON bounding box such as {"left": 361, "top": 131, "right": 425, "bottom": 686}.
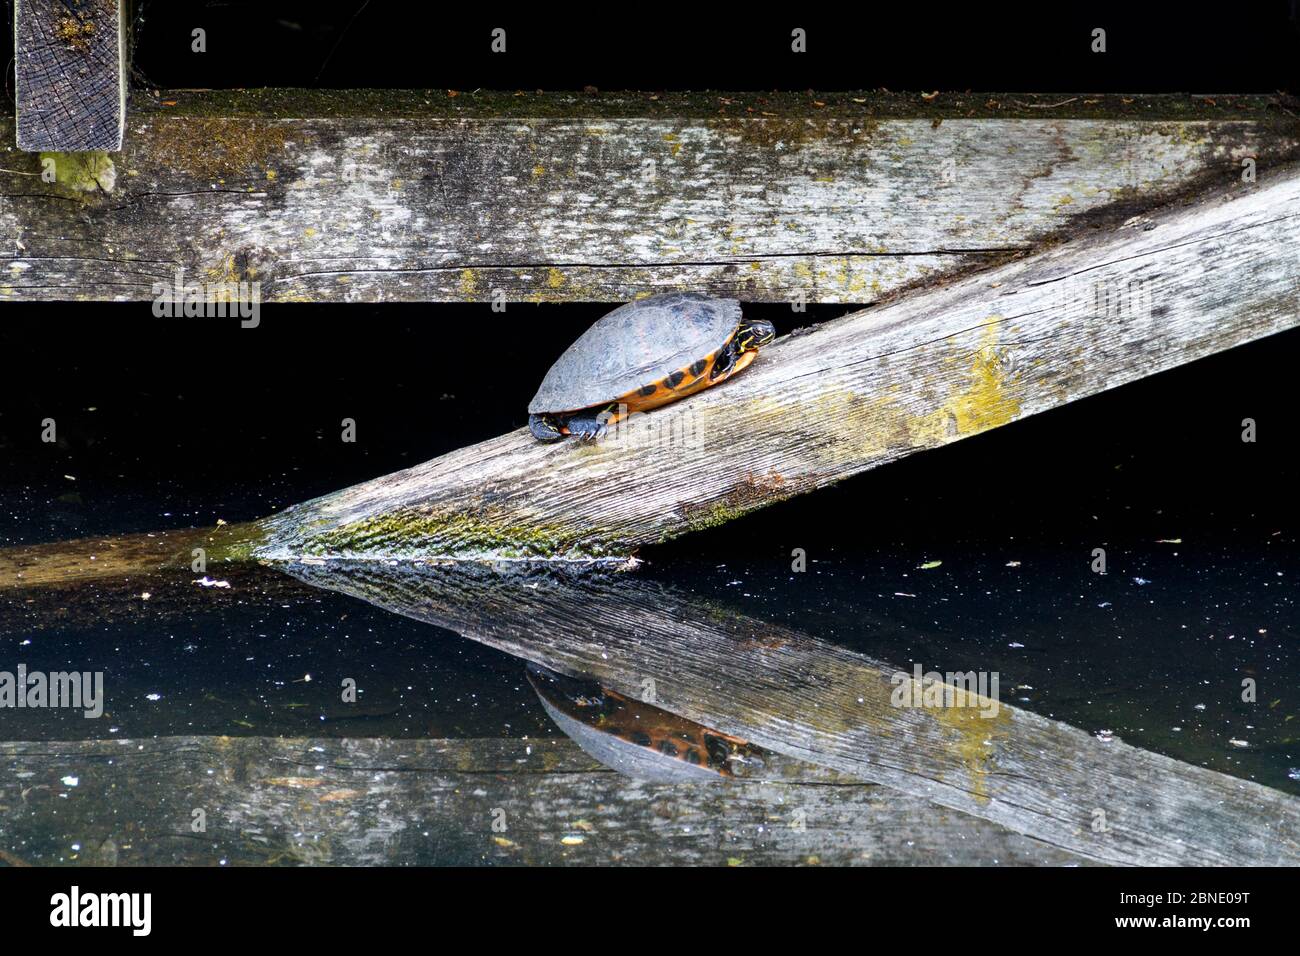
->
{"left": 526, "top": 663, "right": 765, "bottom": 783}
{"left": 528, "top": 292, "right": 776, "bottom": 442}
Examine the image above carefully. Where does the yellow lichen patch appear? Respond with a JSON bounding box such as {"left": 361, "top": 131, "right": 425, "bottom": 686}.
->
{"left": 546, "top": 268, "right": 566, "bottom": 289}
{"left": 56, "top": 15, "right": 95, "bottom": 53}
{"left": 943, "top": 712, "right": 1007, "bottom": 803}
{"left": 909, "top": 319, "right": 1022, "bottom": 445}
{"left": 532, "top": 165, "right": 545, "bottom": 178}
{"left": 921, "top": 678, "right": 1010, "bottom": 805}
{"left": 459, "top": 269, "right": 479, "bottom": 297}
{"left": 304, "top": 227, "right": 318, "bottom": 238}
{"left": 201, "top": 254, "right": 243, "bottom": 302}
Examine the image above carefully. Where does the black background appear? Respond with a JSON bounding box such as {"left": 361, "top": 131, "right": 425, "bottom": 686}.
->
{"left": 123, "top": 2, "right": 1300, "bottom": 92}
{"left": 0, "top": 2, "right": 1297, "bottom": 93}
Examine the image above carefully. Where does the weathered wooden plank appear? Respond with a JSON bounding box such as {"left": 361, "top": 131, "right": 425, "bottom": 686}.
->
{"left": 13, "top": 0, "right": 126, "bottom": 152}
{"left": 282, "top": 561, "right": 1300, "bottom": 867}
{"left": 0, "top": 91, "right": 1296, "bottom": 302}
{"left": 0, "top": 736, "right": 1088, "bottom": 866}
{"left": 252, "top": 166, "right": 1300, "bottom": 562}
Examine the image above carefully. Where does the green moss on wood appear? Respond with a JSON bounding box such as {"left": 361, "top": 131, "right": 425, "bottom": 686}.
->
{"left": 39, "top": 151, "right": 116, "bottom": 197}
{"left": 297, "top": 510, "right": 618, "bottom": 561}
{"left": 126, "top": 89, "right": 1300, "bottom": 122}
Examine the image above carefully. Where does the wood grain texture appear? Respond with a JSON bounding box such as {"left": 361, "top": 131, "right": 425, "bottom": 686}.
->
{"left": 13, "top": 0, "right": 125, "bottom": 152}
{"left": 0, "top": 736, "right": 1088, "bottom": 866}
{"left": 0, "top": 91, "right": 1296, "bottom": 302}
{"left": 256, "top": 167, "right": 1300, "bottom": 562}
{"left": 282, "top": 561, "right": 1300, "bottom": 867}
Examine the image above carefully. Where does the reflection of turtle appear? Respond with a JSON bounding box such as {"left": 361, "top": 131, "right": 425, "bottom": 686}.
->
{"left": 528, "top": 292, "right": 776, "bottom": 442}
{"left": 527, "top": 664, "right": 765, "bottom": 783}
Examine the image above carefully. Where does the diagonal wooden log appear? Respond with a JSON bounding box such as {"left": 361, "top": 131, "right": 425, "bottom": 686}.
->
{"left": 0, "top": 91, "right": 1297, "bottom": 302}
{"left": 252, "top": 166, "right": 1300, "bottom": 563}
{"left": 280, "top": 560, "right": 1300, "bottom": 866}
{"left": 13, "top": 0, "right": 126, "bottom": 152}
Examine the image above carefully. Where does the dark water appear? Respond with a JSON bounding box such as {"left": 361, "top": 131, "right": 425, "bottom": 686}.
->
{"left": 0, "top": 307, "right": 1296, "bottom": 795}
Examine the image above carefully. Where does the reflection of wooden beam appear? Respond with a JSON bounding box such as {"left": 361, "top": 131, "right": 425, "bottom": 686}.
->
{"left": 14, "top": 0, "right": 126, "bottom": 151}
{"left": 284, "top": 561, "right": 1300, "bottom": 866}
{"left": 257, "top": 167, "right": 1300, "bottom": 562}
{"left": 1, "top": 90, "right": 1297, "bottom": 301}
{"left": 0, "top": 736, "right": 1089, "bottom": 866}
{"left": 0, "top": 524, "right": 259, "bottom": 591}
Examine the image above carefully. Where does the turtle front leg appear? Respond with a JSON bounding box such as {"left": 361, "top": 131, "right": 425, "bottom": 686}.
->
{"left": 564, "top": 403, "right": 624, "bottom": 442}
{"left": 529, "top": 414, "right": 565, "bottom": 443}
{"left": 561, "top": 412, "right": 608, "bottom": 442}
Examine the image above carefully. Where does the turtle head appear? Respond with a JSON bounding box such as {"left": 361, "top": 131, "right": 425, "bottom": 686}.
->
{"left": 736, "top": 318, "right": 776, "bottom": 352}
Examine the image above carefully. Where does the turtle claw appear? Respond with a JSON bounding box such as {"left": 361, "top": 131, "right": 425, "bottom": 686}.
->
{"left": 564, "top": 416, "right": 607, "bottom": 442}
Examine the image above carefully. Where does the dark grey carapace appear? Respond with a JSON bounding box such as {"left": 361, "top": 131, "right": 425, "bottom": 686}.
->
{"left": 527, "top": 292, "right": 775, "bottom": 442}
{"left": 526, "top": 663, "right": 765, "bottom": 783}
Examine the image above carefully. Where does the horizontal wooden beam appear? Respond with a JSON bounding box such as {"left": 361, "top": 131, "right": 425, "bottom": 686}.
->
{"left": 280, "top": 561, "right": 1300, "bottom": 866}
{"left": 0, "top": 736, "right": 1089, "bottom": 866}
{"left": 13, "top": 0, "right": 126, "bottom": 152}
{"left": 0, "top": 91, "right": 1296, "bottom": 302}
{"left": 253, "top": 165, "right": 1300, "bottom": 563}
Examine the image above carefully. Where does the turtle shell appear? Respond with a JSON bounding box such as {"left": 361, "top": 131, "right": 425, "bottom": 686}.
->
{"left": 526, "top": 664, "right": 764, "bottom": 783}
{"left": 528, "top": 292, "right": 742, "bottom": 415}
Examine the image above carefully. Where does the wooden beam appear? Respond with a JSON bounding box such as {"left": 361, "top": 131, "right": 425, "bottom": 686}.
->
{"left": 0, "top": 91, "right": 1296, "bottom": 302}
{"left": 278, "top": 561, "right": 1300, "bottom": 866}
{"left": 13, "top": 0, "right": 126, "bottom": 152}
{"left": 253, "top": 165, "right": 1300, "bottom": 563}
{"left": 0, "top": 736, "right": 1089, "bottom": 866}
